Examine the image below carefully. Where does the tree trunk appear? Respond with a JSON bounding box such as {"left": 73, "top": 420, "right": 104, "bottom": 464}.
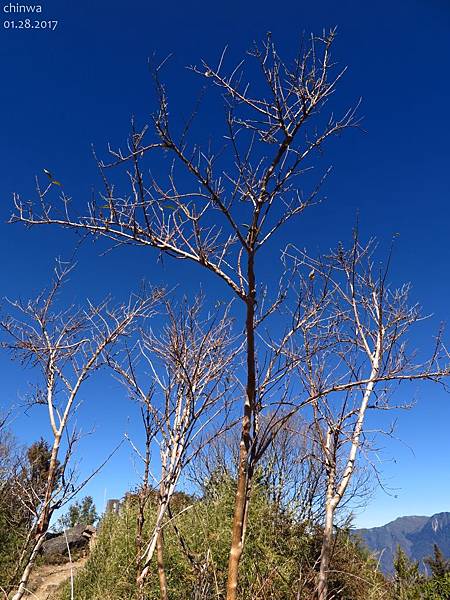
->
{"left": 36, "top": 436, "right": 61, "bottom": 536}
{"left": 11, "top": 437, "right": 61, "bottom": 600}
{"left": 157, "top": 529, "right": 168, "bottom": 600}
{"left": 10, "top": 533, "right": 46, "bottom": 600}
{"left": 137, "top": 497, "right": 170, "bottom": 586}
{"left": 317, "top": 494, "right": 335, "bottom": 600}
{"left": 226, "top": 256, "right": 256, "bottom": 600}
{"left": 136, "top": 491, "right": 147, "bottom": 600}
{"left": 226, "top": 430, "right": 251, "bottom": 600}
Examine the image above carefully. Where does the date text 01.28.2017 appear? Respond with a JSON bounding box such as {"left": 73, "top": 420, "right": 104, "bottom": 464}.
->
{"left": 3, "top": 19, "right": 58, "bottom": 29}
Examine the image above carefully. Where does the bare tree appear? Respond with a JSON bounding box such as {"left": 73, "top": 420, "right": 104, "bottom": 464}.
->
{"left": 0, "top": 263, "right": 161, "bottom": 600}
{"left": 258, "top": 414, "right": 325, "bottom": 524}
{"left": 285, "top": 238, "right": 450, "bottom": 600}
{"left": 11, "top": 32, "right": 359, "bottom": 596}
{"left": 109, "top": 296, "right": 236, "bottom": 597}
{"left": 191, "top": 414, "right": 326, "bottom": 525}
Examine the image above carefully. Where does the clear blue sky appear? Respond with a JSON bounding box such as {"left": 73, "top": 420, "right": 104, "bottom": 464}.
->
{"left": 1, "top": 0, "right": 450, "bottom": 528}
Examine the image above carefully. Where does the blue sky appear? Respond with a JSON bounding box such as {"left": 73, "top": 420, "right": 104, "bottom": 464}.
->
{"left": 1, "top": 0, "right": 450, "bottom": 528}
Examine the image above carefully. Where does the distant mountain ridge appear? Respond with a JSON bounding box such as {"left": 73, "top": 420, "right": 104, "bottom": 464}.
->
{"left": 354, "top": 512, "right": 450, "bottom": 574}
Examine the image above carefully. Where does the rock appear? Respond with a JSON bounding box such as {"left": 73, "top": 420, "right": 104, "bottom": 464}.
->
{"left": 41, "top": 524, "right": 96, "bottom": 557}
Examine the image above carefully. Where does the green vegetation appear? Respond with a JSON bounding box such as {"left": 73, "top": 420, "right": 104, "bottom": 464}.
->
{"left": 55, "top": 475, "right": 388, "bottom": 600}
{"left": 393, "top": 545, "right": 450, "bottom": 600}
{"left": 55, "top": 495, "right": 99, "bottom": 531}
{"left": 0, "top": 433, "right": 61, "bottom": 592}
{"left": 0, "top": 504, "right": 25, "bottom": 591}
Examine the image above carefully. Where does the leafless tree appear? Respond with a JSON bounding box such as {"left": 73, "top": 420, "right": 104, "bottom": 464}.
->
{"left": 259, "top": 414, "right": 325, "bottom": 524}
{"left": 285, "top": 237, "right": 450, "bottom": 600}
{"left": 109, "top": 296, "right": 236, "bottom": 598}
{"left": 191, "top": 414, "right": 326, "bottom": 525}
{"left": 0, "top": 263, "right": 161, "bottom": 600}
{"left": 11, "top": 31, "right": 359, "bottom": 597}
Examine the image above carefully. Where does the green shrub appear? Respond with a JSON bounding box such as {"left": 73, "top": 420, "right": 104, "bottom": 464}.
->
{"left": 421, "top": 572, "right": 450, "bottom": 599}
{"left": 55, "top": 475, "right": 390, "bottom": 600}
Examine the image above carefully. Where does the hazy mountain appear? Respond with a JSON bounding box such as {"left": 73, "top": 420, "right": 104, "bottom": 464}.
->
{"left": 354, "top": 512, "right": 450, "bottom": 574}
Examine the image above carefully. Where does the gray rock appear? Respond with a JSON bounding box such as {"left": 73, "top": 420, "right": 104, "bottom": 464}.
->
{"left": 42, "top": 524, "right": 96, "bottom": 557}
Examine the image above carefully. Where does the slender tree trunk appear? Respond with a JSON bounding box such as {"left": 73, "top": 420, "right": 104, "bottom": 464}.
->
{"left": 136, "top": 496, "right": 145, "bottom": 570}
{"left": 317, "top": 498, "right": 335, "bottom": 600}
{"left": 36, "top": 436, "right": 61, "bottom": 536}
{"left": 11, "top": 437, "right": 61, "bottom": 600}
{"left": 157, "top": 529, "right": 168, "bottom": 600}
{"left": 226, "top": 436, "right": 250, "bottom": 600}
{"left": 10, "top": 533, "right": 46, "bottom": 600}
{"left": 136, "top": 412, "right": 151, "bottom": 588}
{"left": 241, "top": 464, "right": 254, "bottom": 549}
{"left": 137, "top": 497, "right": 170, "bottom": 586}
{"left": 317, "top": 450, "right": 337, "bottom": 600}
{"left": 316, "top": 349, "right": 381, "bottom": 600}
{"left": 136, "top": 491, "right": 147, "bottom": 600}
{"left": 226, "top": 255, "right": 257, "bottom": 600}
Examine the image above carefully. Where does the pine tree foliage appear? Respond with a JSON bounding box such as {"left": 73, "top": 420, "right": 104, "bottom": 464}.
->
{"left": 424, "top": 544, "right": 450, "bottom": 579}
{"left": 55, "top": 496, "right": 98, "bottom": 531}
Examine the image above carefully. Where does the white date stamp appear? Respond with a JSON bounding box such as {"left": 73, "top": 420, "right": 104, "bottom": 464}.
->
{"left": 2, "top": 4, "right": 59, "bottom": 30}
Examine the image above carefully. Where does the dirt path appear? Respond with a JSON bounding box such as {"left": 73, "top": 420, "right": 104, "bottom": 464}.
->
{"left": 25, "top": 557, "right": 87, "bottom": 600}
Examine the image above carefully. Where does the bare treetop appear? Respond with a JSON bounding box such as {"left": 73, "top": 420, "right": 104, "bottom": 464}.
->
{"left": 1, "top": 262, "right": 163, "bottom": 432}
{"left": 11, "top": 31, "right": 358, "bottom": 301}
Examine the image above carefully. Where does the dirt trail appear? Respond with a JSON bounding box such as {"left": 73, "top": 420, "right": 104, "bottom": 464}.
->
{"left": 24, "top": 557, "right": 86, "bottom": 600}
